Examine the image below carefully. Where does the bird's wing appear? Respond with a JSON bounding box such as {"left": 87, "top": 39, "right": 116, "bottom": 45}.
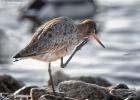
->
{"left": 18, "top": 17, "right": 79, "bottom": 57}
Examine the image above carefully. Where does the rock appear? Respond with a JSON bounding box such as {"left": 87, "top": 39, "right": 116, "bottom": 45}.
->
{"left": 48, "top": 71, "right": 70, "bottom": 87}
{"left": 20, "top": 0, "right": 97, "bottom": 32}
{"left": 14, "top": 85, "right": 38, "bottom": 95}
{"left": 0, "top": 74, "right": 24, "bottom": 93}
{"left": 21, "top": 0, "right": 96, "bottom": 20}
{"left": 30, "top": 87, "right": 73, "bottom": 100}
{"left": 0, "top": 96, "right": 4, "bottom": 100}
{"left": 110, "top": 89, "right": 140, "bottom": 99}
{"left": 58, "top": 80, "right": 110, "bottom": 100}
{"left": 48, "top": 71, "right": 111, "bottom": 87}
{"left": 74, "top": 76, "right": 112, "bottom": 87}
{"left": 108, "top": 94, "right": 123, "bottom": 100}
{"left": 14, "top": 95, "right": 31, "bottom": 100}
{"left": 0, "top": 93, "right": 14, "bottom": 100}
{"left": 113, "top": 84, "right": 129, "bottom": 89}
{"left": 0, "top": 74, "right": 140, "bottom": 100}
{"left": 20, "top": 0, "right": 46, "bottom": 21}
{"left": 39, "top": 94, "right": 76, "bottom": 100}
{"left": 125, "top": 96, "right": 140, "bottom": 100}
{"left": 30, "top": 88, "right": 49, "bottom": 100}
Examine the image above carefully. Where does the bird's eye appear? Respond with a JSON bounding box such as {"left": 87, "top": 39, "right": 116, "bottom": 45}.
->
{"left": 93, "top": 22, "right": 96, "bottom": 29}
{"left": 89, "top": 22, "right": 96, "bottom": 29}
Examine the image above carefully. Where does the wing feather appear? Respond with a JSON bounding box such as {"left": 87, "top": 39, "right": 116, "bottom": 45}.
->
{"left": 19, "top": 17, "right": 79, "bottom": 57}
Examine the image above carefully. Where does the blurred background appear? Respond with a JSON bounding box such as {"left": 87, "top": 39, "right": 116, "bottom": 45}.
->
{"left": 0, "top": 0, "right": 140, "bottom": 88}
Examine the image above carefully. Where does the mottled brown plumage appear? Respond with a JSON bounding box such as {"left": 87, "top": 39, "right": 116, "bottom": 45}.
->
{"left": 14, "top": 17, "right": 104, "bottom": 62}
{"left": 13, "top": 17, "right": 105, "bottom": 95}
{"left": 17, "top": 17, "right": 78, "bottom": 60}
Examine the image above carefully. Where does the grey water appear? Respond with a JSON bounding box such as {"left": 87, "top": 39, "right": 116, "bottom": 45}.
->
{"left": 0, "top": 0, "right": 140, "bottom": 88}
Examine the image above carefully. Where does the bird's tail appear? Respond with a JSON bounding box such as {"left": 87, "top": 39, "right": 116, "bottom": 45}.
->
{"left": 13, "top": 49, "right": 34, "bottom": 59}
{"left": 13, "top": 46, "right": 47, "bottom": 60}
{"left": 13, "top": 43, "right": 37, "bottom": 58}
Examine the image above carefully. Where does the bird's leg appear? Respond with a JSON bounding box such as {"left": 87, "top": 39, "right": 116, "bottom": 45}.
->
{"left": 61, "top": 38, "right": 89, "bottom": 68}
{"left": 60, "top": 57, "right": 64, "bottom": 67}
{"left": 48, "top": 62, "right": 56, "bottom": 95}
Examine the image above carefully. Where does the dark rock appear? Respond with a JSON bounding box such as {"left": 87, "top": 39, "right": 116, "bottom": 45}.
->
{"left": 14, "top": 85, "right": 38, "bottom": 95}
{"left": 20, "top": 0, "right": 97, "bottom": 32}
{"left": 30, "top": 87, "right": 71, "bottom": 100}
{"left": 0, "top": 74, "right": 24, "bottom": 93}
{"left": 14, "top": 95, "right": 31, "bottom": 100}
{"left": 0, "top": 93, "right": 14, "bottom": 100}
{"left": 110, "top": 89, "right": 140, "bottom": 99}
{"left": 113, "top": 84, "right": 129, "bottom": 89}
{"left": 21, "top": 0, "right": 96, "bottom": 20}
{"left": 108, "top": 94, "right": 123, "bottom": 100}
{"left": 20, "top": 0, "right": 46, "bottom": 22}
{"left": 74, "top": 76, "right": 112, "bottom": 87}
{"left": 48, "top": 71, "right": 70, "bottom": 86}
{"left": 125, "top": 96, "right": 140, "bottom": 100}
{"left": 30, "top": 88, "right": 49, "bottom": 100}
{"left": 58, "top": 80, "right": 110, "bottom": 100}
{"left": 48, "top": 71, "right": 111, "bottom": 87}
{"left": 0, "top": 93, "right": 10, "bottom": 98}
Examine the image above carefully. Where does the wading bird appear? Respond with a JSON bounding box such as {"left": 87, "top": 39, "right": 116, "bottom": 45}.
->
{"left": 13, "top": 17, "right": 105, "bottom": 95}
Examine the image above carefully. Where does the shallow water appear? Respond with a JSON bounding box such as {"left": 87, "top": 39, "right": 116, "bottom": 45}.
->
{"left": 0, "top": 0, "right": 140, "bottom": 88}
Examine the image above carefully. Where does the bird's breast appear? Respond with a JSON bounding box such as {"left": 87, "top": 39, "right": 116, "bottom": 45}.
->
{"left": 32, "top": 44, "right": 77, "bottom": 62}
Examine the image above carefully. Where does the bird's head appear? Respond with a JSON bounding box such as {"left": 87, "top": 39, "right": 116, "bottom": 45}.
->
{"left": 78, "top": 19, "right": 105, "bottom": 48}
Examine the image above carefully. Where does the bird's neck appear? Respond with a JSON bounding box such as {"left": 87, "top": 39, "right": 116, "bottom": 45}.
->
{"left": 77, "top": 23, "right": 89, "bottom": 39}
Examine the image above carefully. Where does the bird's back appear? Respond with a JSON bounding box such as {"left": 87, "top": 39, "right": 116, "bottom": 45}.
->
{"left": 14, "top": 17, "right": 80, "bottom": 61}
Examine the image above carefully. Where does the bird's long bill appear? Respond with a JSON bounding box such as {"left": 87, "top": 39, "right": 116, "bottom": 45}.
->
{"left": 91, "top": 31, "right": 105, "bottom": 48}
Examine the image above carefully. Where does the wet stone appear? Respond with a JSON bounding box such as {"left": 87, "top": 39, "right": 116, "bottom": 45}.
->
{"left": 1, "top": 74, "right": 140, "bottom": 100}
{"left": 110, "top": 89, "right": 140, "bottom": 99}
{"left": 113, "top": 84, "right": 129, "bottom": 89}
{"left": 30, "top": 88, "right": 48, "bottom": 100}
{"left": 0, "top": 93, "right": 11, "bottom": 98}
{"left": 14, "top": 95, "right": 31, "bottom": 100}
{"left": 48, "top": 71, "right": 70, "bottom": 86}
{"left": 48, "top": 71, "right": 111, "bottom": 87}
{"left": 108, "top": 94, "right": 123, "bottom": 100}
{"left": 0, "top": 74, "right": 24, "bottom": 93}
{"left": 31, "top": 87, "right": 70, "bottom": 100}
{"left": 58, "top": 80, "right": 110, "bottom": 100}
{"left": 74, "top": 76, "right": 112, "bottom": 87}
{"left": 0, "top": 93, "right": 14, "bottom": 100}
{"left": 125, "top": 96, "right": 140, "bottom": 100}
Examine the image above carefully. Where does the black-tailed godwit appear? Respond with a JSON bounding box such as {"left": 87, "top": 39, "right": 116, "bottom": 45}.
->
{"left": 13, "top": 17, "right": 105, "bottom": 95}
